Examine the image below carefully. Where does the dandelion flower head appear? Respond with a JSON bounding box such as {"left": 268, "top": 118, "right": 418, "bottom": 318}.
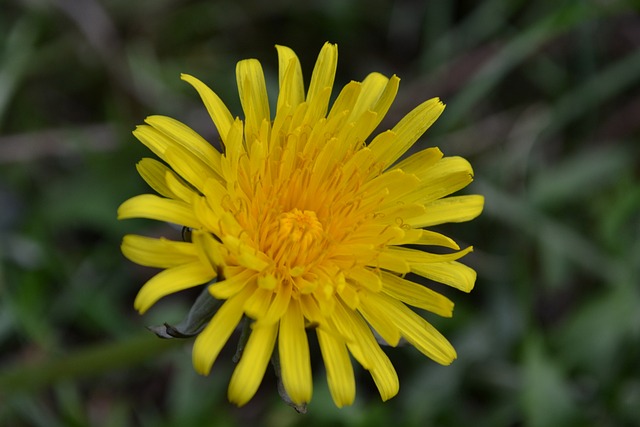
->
{"left": 118, "top": 42, "right": 484, "bottom": 408}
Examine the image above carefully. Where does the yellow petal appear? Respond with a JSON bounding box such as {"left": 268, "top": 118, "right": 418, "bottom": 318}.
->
{"left": 407, "top": 195, "right": 484, "bottom": 227}
{"left": 384, "top": 227, "right": 423, "bottom": 245}
{"left": 342, "top": 146, "right": 377, "bottom": 181}
{"left": 338, "top": 109, "right": 377, "bottom": 148}
{"left": 117, "top": 194, "right": 200, "bottom": 228}
{"left": 348, "top": 73, "right": 399, "bottom": 138}
{"left": 191, "top": 230, "right": 226, "bottom": 270}
{"left": 348, "top": 73, "right": 388, "bottom": 121}
{"left": 349, "top": 73, "right": 389, "bottom": 121}
{"left": 221, "top": 235, "right": 270, "bottom": 272}
{"left": 164, "top": 169, "right": 197, "bottom": 202}
{"left": 293, "top": 275, "right": 318, "bottom": 294}
{"left": 303, "top": 86, "right": 333, "bottom": 126}
{"left": 255, "top": 280, "right": 292, "bottom": 326}
{"left": 345, "top": 223, "right": 405, "bottom": 246}
{"left": 257, "top": 273, "right": 277, "bottom": 290}
{"left": 357, "top": 294, "right": 402, "bottom": 346}
{"left": 181, "top": 74, "right": 234, "bottom": 142}
{"left": 366, "top": 129, "right": 395, "bottom": 163}
{"left": 134, "top": 125, "right": 219, "bottom": 192}
{"left": 236, "top": 59, "right": 270, "bottom": 141}
{"left": 382, "top": 246, "right": 473, "bottom": 264}
{"left": 208, "top": 269, "right": 256, "bottom": 299}
{"left": 236, "top": 249, "right": 270, "bottom": 274}
{"left": 308, "top": 136, "right": 342, "bottom": 190}
{"left": 217, "top": 211, "right": 244, "bottom": 241}
{"left": 336, "top": 282, "right": 359, "bottom": 310}
{"left": 394, "top": 147, "right": 443, "bottom": 176}
{"left": 345, "top": 266, "right": 382, "bottom": 292}
{"left": 380, "top": 271, "right": 454, "bottom": 317}
{"left": 319, "top": 108, "right": 348, "bottom": 140}
{"left": 243, "top": 287, "right": 273, "bottom": 319}
{"left": 121, "top": 235, "right": 199, "bottom": 268}
{"left": 400, "top": 156, "right": 474, "bottom": 205}
{"left": 132, "top": 125, "right": 166, "bottom": 160}
{"left": 330, "top": 243, "right": 378, "bottom": 261}
{"left": 411, "top": 261, "right": 477, "bottom": 292}
{"left": 248, "top": 138, "right": 267, "bottom": 179}
{"left": 336, "top": 301, "right": 399, "bottom": 400}
{"left": 133, "top": 261, "right": 213, "bottom": 313}
{"left": 279, "top": 299, "right": 313, "bottom": 405}
{"left": 415, "top": 154, "right": 471, "bottom": 180}
{"left": 385, "top": 228, "right": 460, "bottom": 249}
{"left": 189, "top": 233, "right": 222, "bottom": 274}
{"left": 192, "top": 195, "right": 223, "bottom": 236}
{"left": 136, "top": 158, "right": 184, "bottom": 200}
{"left": 373, "top": 292, "right": 456, "bottom": 365}
{"left": 163, "top": 145, "right": 216, "bottom": 194}
{"left": 220, "top": 118, "right": 245, "bottom": 183}
{"left": 276, "top": 45, "right": 304, "bottom": 110}
{"left": 362, "top": 169, "right": 421, "bottom": 205}
{"left": 315, "top": 290, "right": 337, "bottom": 319}
{"left": 317, "top": 328, "right": 355, "bottom": 408}
{"left": 306, "top": 42, "right": 337, "bottom": 110}
{"left": 299, "top": 294, "right": 323, "bottom": 326}
{"left": 406, "top": 172, "right": 474, "bottom": 205}
{"left": 370, "top": 250, "right": 411, "bottom": 274}
{"left": 144, "top": 115, "right": 223, "bottom": 177}
{"left": 369, "top": 347, "right": 399, "bottom": 402}
{"left": 282, "top": 101, "right": 308, "bottom": 143}
{"left": 327, "top": 81, "right": 361, "bottom": 121}
{"left": 327, "top": 302, "right": 372, "bottom": 369}
{"left": 374, "top": 203, "right": 427, "bottom": 227}
{"left": 192, "top": 285, "right": 253, "bottom": 375}
{"left": 365, "top": 74, "right": 400, "bottom": 133}
{"left": 228, "top": 323, "right": 278, "bottom": 406}
{"left": 370, "top": 98, "right": 445, "bottom": 168}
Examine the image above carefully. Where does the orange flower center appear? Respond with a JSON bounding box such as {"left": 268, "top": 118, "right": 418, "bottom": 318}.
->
{"left": 262, "top": 208, "right": 326, "bottom": 269}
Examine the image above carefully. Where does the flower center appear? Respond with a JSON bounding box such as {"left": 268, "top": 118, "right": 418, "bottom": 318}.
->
{"left": 278, "top": 209, "right": 323, "bottom": 248}
{"left": 265, "top": 208, "right": 325, "bottom": 269}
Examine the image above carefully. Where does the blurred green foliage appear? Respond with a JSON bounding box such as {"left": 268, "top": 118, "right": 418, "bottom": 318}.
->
{"left": 1, "top": 0, "right": 639, "bottom": 426}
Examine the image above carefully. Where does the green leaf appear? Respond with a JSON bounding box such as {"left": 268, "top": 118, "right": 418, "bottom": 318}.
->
{"left": 0, "top": 334, "right": 181, "bottom": 394}
{"left": 530, "top": 146, "right": 632, "bottom": 207}
{"left": 521, "top": 337, "right": 582, "bottom": 427}
{"left": 554, "top": 284, "right": 638, "bottom": 376}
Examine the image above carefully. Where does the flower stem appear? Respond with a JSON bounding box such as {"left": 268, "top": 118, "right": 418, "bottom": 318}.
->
{"left": 0, "top": 333, "right": 184, "bottom": 395}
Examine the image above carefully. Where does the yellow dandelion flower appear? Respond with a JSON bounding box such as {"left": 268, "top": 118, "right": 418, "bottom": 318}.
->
{"left": 118, "top": 42, "right": 483, "bottom": 408}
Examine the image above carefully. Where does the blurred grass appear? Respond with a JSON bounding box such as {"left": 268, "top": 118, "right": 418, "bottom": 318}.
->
{"left": 1, "top": 0, "right": 639, "bottom": 426}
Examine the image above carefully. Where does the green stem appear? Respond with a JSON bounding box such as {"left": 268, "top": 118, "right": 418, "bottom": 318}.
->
{"left": 0, "top": 333, "right": 184, "bottom": 395}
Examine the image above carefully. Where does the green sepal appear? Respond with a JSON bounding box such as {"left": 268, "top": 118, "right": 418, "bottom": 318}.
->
{"left": 232, "top": 317, "right": 252, "bottom": 363}
{"left": 147, "top": 282, "right": 222, "bottom": 339}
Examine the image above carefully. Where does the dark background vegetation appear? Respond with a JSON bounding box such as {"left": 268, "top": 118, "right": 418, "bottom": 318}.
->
{"left": 1, "top": 0, "right": 639, "bottom": 426}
